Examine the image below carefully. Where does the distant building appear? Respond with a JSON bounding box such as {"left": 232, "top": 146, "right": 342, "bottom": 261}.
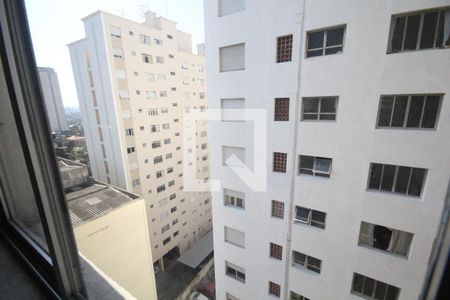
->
{"left": 59, "top": 158, "right": 157, "bottom": 299}
{"left": 68, "top": 10, "right": 212, "bottom": 270}
{"left": 38, "top": 67, "right": 68, "bottom": 132}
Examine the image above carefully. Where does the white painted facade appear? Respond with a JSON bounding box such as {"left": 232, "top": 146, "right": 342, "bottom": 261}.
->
{"left": 205, "top": 1, "right": 450, "bottom": 300}
{"left": 38, "top": 67, "right": 68, "bottom": 132}
{"left": 68, "top": 11, "right": 212, "bottom": 266}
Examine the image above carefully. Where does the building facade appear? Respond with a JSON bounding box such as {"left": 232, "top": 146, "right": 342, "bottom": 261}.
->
{"left": 205, "top": 1, "right": 450, "bottom": 300}
{"left": 38, "top": 67, "right": 68, "bottom": 132}
{"left": 59, "top": 157, "right": 157, "bottom": 299}
{"left": 68, "top": 11, "right": 212, "bottom": 268}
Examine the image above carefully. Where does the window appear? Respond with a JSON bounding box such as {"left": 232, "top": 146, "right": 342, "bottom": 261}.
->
{"left": 156, "top": 56, "right": 164, "bottom": 63}
{"left": 225, "top": 261, "right": 245, "bottom": 283}
{"left": 298, "top": 155, "right": 332, "bottom": 177}
{"left": 273, "top": 152, "right": 287, "bottom": 173}
{"left": 290, "top": 291, "right": 310, "bottom": 300}
{"left": 226, "top": 293, "right": 240, "bottom": 300}
{"left": 171, "top": 206, "right": 177, "bottom": 213}
{"left": 173, "top": 231, "right": 179, "bottom": 237}
{"left": 157, "top": 184, "right": 166, "bottom": 193}
{"left": 110, "top": 25, "right": 121, "bottom": 37}
{"left": 116, "top": 69, "right": 126, "bottom": 79}
{"left": 292, "top": 250, "right": 322, "bottom": 274}
{"left": 223, "top": 146, "right": 246, "bottom": 167}
{"left": 139, "top": 34, "right": 151, "bottom": 45}
{"left": 156, "top": 170, "right": 164, "bottom": 178}
{"left": 170, "top": 194, "right": 176, "bottom": 200}
{"left": 125, "top": 128, "right": 134, "bottom": 136}
{"left": 368, "top": 163, "right": 427, "bottom": 197}
{"left": 269, "top": 281, "right": 281, "bottom": 297}
{"left": 219, "top": 0, "right": 245, "bottom": 16}
{"left": 220, "top": 43, "right": 245, "bottom": 72}
{"left": 277, "top": 34, "right": 293, "bottom": 63}
{"left": 162, "top": 123, "right": 170, "bottom": 130}
{"left": 144, "top": 72, "right": 155, "bottom": 81}
{"left": 161, "top": 224, "right": 170, "bottom": 233}
{"left": 152, "top": 141, "right": 161, "bottom": 149}
{"left": 164, "top": 138, "right": 171, "bottom": 145}
{"left": 271, "top": 200, "right": 285, "bottom": 219}
{"left": 224, "top": 188, "right": 245, "bottom": 209}
{"left": 221, "top": 98, "right": 245, "bottom": 121}
{"left": 150, "top": 124, "right": 160, "bottom": 132}
{"left": 146, "top": 91, "right": 157, "bottom": 99}
{"left": 376, "top": 95, "right": 442, "bottom": 129}
{"left": 142, "top": 53, "right": 152, "bottom": 63}
{"left": 306, "top": 25, "right": 346, "bottom": 57}
{"left": 154, "top": 155, "right": 163, "bottom": 164}
{"left": 148, "top": 108, "right": 158, "bottom": 116}
{"left": 163, "top": 237, "right": 171, "bottom": 245}
{"left": 159, "top": 91, "right": 167, "bottom": 97}
{"left": 167, "top": 167, "right": 174, "bottom": 173}
{"left": 168, "top": 180, "right": 175, "bottom": 187}
{"left": 270, "top": 243, "right": 283, "bottom": 260}
{"left": 154, "top": 38, "right": 163, "bottom": 46}
{"left": 112, "top": 47, "right": 123, "bottom": 58}
{"left": 167, "top": 34, "right": 173, "bottom": 39}
{"left": 358, "top": 221, "right": 414, "bottom": 257}
{"left": 166, "top": 153, "right": 173, "bottom": 160}
{"left": 388, "top": 8, "right": 450, "bottom": 53}
{"left": 127, "top": 146, "right": 135, "bottom": 154}
{"left": 131, "top": 178, "right": 140, "bottom": 187}
{"left": 119, "top": 90, "right": 129, "bottom": 99}
{"left": 158, "top": 74, "right": 166, "bottom": 80}
{"left": 274, "top": 98, "right": 290, "bottom": 121}
{"left": 351, "top": 273, "right": 400, "bottom": 300}
{"left": 224, "top": 226, "right": 245, "bottom": 248}
{"left": 302, "top": 97, "right": 338, "bottom": 120}
{"left": 161, "top": 107, "right": 169, "bottom": 114}
{"left": 294, "top": 206, "right": 326, "bottom": 229}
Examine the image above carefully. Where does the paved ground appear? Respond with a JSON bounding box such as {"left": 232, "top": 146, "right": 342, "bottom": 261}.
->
{"left": 156, "top": 257, "right": 197, "bottom": 300}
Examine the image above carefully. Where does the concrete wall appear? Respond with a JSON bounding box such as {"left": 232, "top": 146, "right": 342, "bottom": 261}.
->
{"left": 73, "top": 198, "right": 157, "bottom": 300}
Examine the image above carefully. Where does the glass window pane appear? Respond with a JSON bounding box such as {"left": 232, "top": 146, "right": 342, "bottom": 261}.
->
{"left": 391, "top": 16, "right": 406, "bottom": 52}
{"left": 303, "top": 114, "right": 318, "bottom": 120}
{"left": 320, "top": 98, "right": 337, "bottom": 113}
{"left": 381, "top": 165, "right": 396, "bottom": 192}
{"left": 311, "top": 211, "right": 326, "bottom": 228}
{"left": 374, "top": 282, "right": 388, "bottom": 300}
{"left": 386, "top": 285, "right": 400, "bottom": 300}
{"left": 394, "top": 166, "right": 411, "bottom": 194}
{"left": 408, "top": 168, "right": 426, "bottom": 196}
{"left": 300, "top": 155, "right": 314, "bottom": 169}
{"left": 307, "top": 31, "right": 324, "bottom": 49}
{"left": 293, "top": 251, "right": 306, "bottom": 266}
{"left": 326, "top": 26, "right": 345, "bottom": 46}
{"left": 306, "top": 49, "right": 323, "bottom": 57}
{"left": 404, "top": 14, "right": 421, "bottom": 50}
{"left": 319, "top": 114, "right": 336, "bottom": 120}
{"left": 303, "top": 98, "right": 319, "bottom": 113}
{"left": 315, "top": 158, "right": 332, "bottom": 173}
{"left": 307, "top": 256, "right": 321, "bottom": 273}
{"left": 368, "top": 163, "right": 383, "bottom": 190}
{"left": 352, "top": 273, "right": 364, "bottom": 294}
{"left": 378, "top": 97, "right": 394, "bottom": 127}
{"left": 391, "top": 96, "right": 408, "bottom": 127}
{"left": 295, "top": 207, "right": 310, "bottom": 222}
{"left": 435, "top": 11, "right": 444, "bottom": 47}
{"left": 420, "top": 12, "right": 439, "bottom": 49}
{"left": 324, "top": 46, "right": 343, "bottom": 55}
{"left": 363, "top": 277, "right": 375, "bottom": 296}
{"left": 421, "top": 95, "right": 440, "bottom": 128}
{"left": 406, "top": 96, "right": 425, "bottom": 127}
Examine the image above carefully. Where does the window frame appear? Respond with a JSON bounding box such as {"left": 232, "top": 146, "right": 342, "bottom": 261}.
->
{"left": 305, "top": 24, "right": 347, "bottom": 58}
{"left": 291, "top": 250, "right": 322, "bottom": 274}
{"left": 375, "top": 94, "right": 443, "bottom": 130}
{"left": 351, "top": 272, "right": 401, "bottom": 300}
{"left": 294, "top": 206, "right": 327, "bottom": 229}
{"left": 298, "top": 155, "right": 333, "bottom": 177}
{"left": 301, "top": 96, "right": 338, "bottom": 121}
{"left": 276, "top": 34, "right": 293, "bottom": 63}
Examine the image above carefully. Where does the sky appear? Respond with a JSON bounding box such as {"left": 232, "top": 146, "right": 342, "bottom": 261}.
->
{"left": 25, "top": 0, "right": 205, "bottom": 108}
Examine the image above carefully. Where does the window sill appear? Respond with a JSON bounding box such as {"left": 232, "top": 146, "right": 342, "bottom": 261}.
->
{"left": 291, "top": 264, "right": 321, "bottom": 276}
{"left": 357, "top": 244, "right": 409, "bottom": 260}
{"left": 386, "top": 46, "right": 450, "bottom": 55}
{"left": 293, "top": 221, "right": 325, "bottom": 231}
{"left": 365, "top": 189, "right": 423, "bottom": 201}
{"left": 220, "top": 68, "right": 246, "bottom": 73}
{"left": 375, "top": 126, "right": 438, "bottom": 131}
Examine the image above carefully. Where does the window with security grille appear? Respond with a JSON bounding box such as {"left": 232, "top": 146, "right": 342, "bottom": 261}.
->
{"left": 271, "top": 200, "right": 284, "bottom": 219}
{"left": 270, "top": 243, "right": 283, "bottom": 260}
{"left": 273, "top": 152, "right": 287, "bottom": 173}
{"left": 269, "top": 281, "right": 281, "bottom": 297}
{"left": 277, "top": 34, "right": 293, "bottom": 63}
{"left": 274, "top": 98, "right": 290, "bottom": 121}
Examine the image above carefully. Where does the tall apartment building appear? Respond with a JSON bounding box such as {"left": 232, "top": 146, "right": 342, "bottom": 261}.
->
{"left": 38, "top": 67, "right": 68, "bottom": 132}
{"left": 68, "top": 11, "right": 212, "bottom": 269}
{"left": 205, "top": 1, "right": 450, "bottom": 300}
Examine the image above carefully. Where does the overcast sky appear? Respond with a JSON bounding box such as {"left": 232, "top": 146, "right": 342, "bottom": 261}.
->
{"left": 25, "top": 0, "right": 205, "bottom": 108}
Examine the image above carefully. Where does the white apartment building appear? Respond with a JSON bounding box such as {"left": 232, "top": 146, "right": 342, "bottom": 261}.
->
{"left": 68, "top": 11, "right": 212, "bottom": 269}
{"left": 38, "top": 67, "right": 68, "bottom": 132}
{"left": 205, "top": 1, "right": 450, "bottom": 300}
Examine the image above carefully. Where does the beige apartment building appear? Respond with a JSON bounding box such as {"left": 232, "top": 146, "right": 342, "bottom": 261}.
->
{"left": 68, "top": 11, "right": 211, "bottom": 270}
